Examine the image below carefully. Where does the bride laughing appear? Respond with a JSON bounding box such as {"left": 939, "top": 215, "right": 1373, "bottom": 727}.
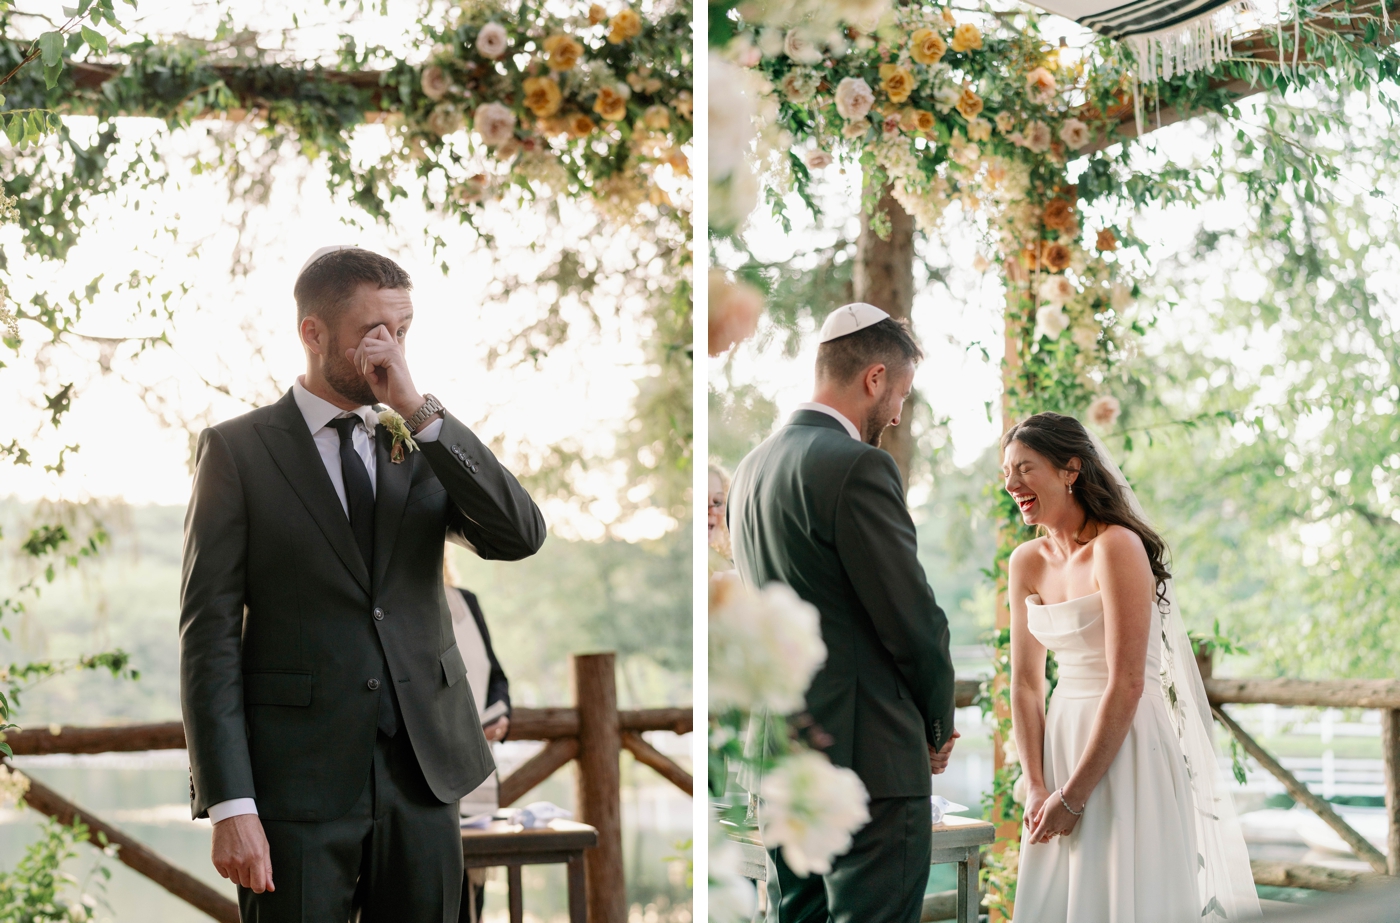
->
{"left": 1002, "top": 412, "right": 1259, "bottom": 922}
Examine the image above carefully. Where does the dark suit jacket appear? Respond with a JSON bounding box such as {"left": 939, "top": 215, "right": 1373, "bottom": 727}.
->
{"left": 729, "top": 409, "right": 955, "bottom": 799}
{"left": 179, "top": 389, "right": 545, "bottom": 822}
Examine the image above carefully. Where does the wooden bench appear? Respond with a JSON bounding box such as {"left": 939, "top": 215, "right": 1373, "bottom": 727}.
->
{"left": 460, "top": 819, "right": 598, "bottom": 923}
{"left": 736, "top": 814, "right": 995, "bottom": 923}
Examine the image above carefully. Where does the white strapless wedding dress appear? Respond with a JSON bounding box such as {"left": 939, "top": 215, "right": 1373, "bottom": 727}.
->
{"left": 1013, "top": 591, "right": 1200, "bottom": 923}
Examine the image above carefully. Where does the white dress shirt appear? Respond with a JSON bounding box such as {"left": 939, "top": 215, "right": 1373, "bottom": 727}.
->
{"left": 795, "top": 401, "right": 861, "bottom": 441}
{"left": 207, "top": 378, "right": 445, "bottom": 825}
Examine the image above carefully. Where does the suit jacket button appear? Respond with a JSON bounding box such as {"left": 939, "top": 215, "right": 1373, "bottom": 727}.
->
{"left": 367, "top": 678, "right": 381, "bottom": 691}
{"left": 373, "top": 608, "right": 385, "bottom": 620}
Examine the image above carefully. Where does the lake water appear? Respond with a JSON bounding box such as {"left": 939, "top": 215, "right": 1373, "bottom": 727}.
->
{"left": 0, "top": 735, "right": 693, "bottom": 923}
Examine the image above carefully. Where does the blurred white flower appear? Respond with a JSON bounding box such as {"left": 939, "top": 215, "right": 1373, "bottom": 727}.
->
{"left": 1087, "top": 394, "right": 1122, "bottom": 429}
{"left": 1012, "top": 771, "right": 1028, "bottom": 805}
{"left": 708, "top": 272, "right": 764, "bottom": 357}
{"left": 841, "top": 118, "right": 871, "bottom": 140}
{"left": 1023, "top": 120, "right": 1052, "bottom": 153}
{"left": 1110, "top": 281, "right": 1135, "bottom": 311}
{"left": 426, "top": 103, "right": 465, "bottom": 137}
{"left": 779, "top": 69, "right": 821, "bottom": 104}
{"left": 1072, "top": 323, "right": 1100, "bottom": 351}
{"left": 709, "top": 820, "right": 757, "bottom": 922}
{"left": 473, "top": 102, "right": 516, "bottom": 146}
{"left": 834, "top": 76, "right": 874, "bottom": 120}
{"left": 933, "top": 85, "right": 962, "bottom": 114}
{"left": 1035, "top": 303, "right": 1070, "bottom": 341}
{"left": 784, "top": 29, "right": 823, "bottom": 64}
{"left": 709, "top": 53, "right": 762, "bottom": 229}
{"left": 476, "top": 22, "right": 508, "bottom": 59}
{"left": 1037, "top": 274, "right": 1077, "bottom": 306}
{"left": 1002, "top": 737, "right": 1020, "bottom": 766}
{"left": 709, "top": 575, "right": 826, "bottom": 714}
{"left": 805, "top": 149, "right": 834, "bottom": 170}
{"left": 761, "top": 750, "right": 870, "bottom": 876}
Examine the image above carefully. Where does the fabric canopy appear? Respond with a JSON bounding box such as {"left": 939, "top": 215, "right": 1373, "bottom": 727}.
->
{"left": 1034, "top": 0, "right": 1252, "bottom": 80}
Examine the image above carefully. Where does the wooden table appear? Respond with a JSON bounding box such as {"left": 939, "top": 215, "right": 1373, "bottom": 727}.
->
{"left": 734, "top": 813, "right": 995, "bottom": 923}
{"left": 460, "top": 819, "right": 598, "bottom": 923}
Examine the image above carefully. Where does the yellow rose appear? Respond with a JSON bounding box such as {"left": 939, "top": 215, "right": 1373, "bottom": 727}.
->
{"left": 523, "top": 75, "right": 562, "bottom": 118}
{"left": 608, "top": 8, "right": 642, "bottom": 44}
{"left": 900, "top": 108, "right": 936, "bottom": 133}
{"left": 588, "top": 3, "right": 606, "bottom": 24}
{"left": 941, "top": 7, "right": 957, "bottom": 27}
{"left": 543, "top": 34, "right": 583, "bottom": 71}
{"left": 568, "top": 112, "right": 597, "bottom": 137}
{"left": 878, "top": 63, "right": 915, "bottom": 104}
{"left": 910, "top": 28, "right": 947, "bottom": 66}
{"left": 950, "top": 22, "right": 983, "bottom": 53}
{"left": 593, "top": 83, "right": 629, "bottom": 121}
{"left": 955, "top": 87, "right": 983, "bottom": 119}
{"left": 665, "top": 148, "right": 690, "bottom": 176}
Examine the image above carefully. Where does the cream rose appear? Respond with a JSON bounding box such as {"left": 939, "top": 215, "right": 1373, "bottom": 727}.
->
{"left": 420, "top": 65, "right": 450, "bottom": 101}
{"left": 966, "top": 117, "right": 991, "bottom": 141}
{"left": 426, "top": 103, "right": 464, "bottom": 136}
{"left": 784, "top": 29, "right": 823, "bottom": 64}
{"left": 805, "top": 149, "right": 834, "bottom": 170}
{"left": 473, "top": 101, "right": 516, "bottom": 146}
{"left": 476, "top": 22, "right": 508, "bottom": 59}
{"left": 780, "top": 69, "right": 821, "bottom": 105}
{"left": 1059, "top": 117, "right": 1090, "bottom": 151}
{"left": 1035, "top": 303, "right": 1071, "bottom": 340}
{"left": 834, "top": 76, "right": 875, "bottom": 120}
{"left": 1087, "top": 394, "right": 1122, "bottom": 428}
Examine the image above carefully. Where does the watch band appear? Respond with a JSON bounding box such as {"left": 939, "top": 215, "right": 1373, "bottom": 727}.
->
{"left": 405, "top": 393, "right": 443, "bottom": 432}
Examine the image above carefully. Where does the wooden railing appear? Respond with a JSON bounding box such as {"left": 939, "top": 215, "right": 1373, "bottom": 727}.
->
{"left": 0, "top": 651, "right": 693, "bottom": 923}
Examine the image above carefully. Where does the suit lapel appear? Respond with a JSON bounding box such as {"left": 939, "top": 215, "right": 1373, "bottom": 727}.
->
{"left": 372, "top": 423, "right": 412, "bottom": 593}
{"left": 255, "top": 390, "right": 372, "bottom": 595}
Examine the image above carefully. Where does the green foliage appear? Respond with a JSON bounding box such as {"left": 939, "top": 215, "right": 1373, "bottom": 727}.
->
{"left": 0, "top": 815, "right": 111, "bottom": 922}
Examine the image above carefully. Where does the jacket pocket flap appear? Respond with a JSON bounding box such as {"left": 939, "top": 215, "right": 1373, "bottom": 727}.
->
{"left": 440, "top": 644, "right": 468, "bottom": 688}
{"left": 406, "top": 479, "right": 447, "bottom": 508}
{"left": 244, "top": 672, "right": 313, "bottom": 706}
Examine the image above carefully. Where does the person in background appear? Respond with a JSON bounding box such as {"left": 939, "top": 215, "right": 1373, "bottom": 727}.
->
{"left": 709, "top": 463, "right": 734, "bottom": 574}
{"left": 444, "top": 554, "right": 511, "bottom": 923}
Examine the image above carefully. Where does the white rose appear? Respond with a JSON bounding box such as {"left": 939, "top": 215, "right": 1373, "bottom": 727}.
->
{"left": 784, "top": 29, "right": 824, "bottom": 64}
{"left": 476, "top": 22, "right": 508, "bottom": 59}
{"left": 805, "top": 149, "right": 834, "bottom": 170}
{"left": 1087, "top": 394, "right": 1122, "bottom": 429}
{"left": 1037, "top": 274, "right": 1077, "bottom": 306}
{"left": 1002, "top": 737, "right": 1020, "bottom": 766}
{"left": 472, "top": 101, "right": 516, "bottom": 146}
{"left": 779, "top": 69, "right": 821, "bottom": 105}
{"left": 709, "top": 577, "right": 827, "bottom": 713}
{"left": 933, "top": 85, "right": 962, "bottom": 114}
{"left": 1072, "top": 323, "right": 1100, "bottom": 351}
{"left": 833, "top": 76, "right": 874, "bottom": 121}
{"left": 760, "top": 750, "right": 871, "bottom": 876}
{"left": 709, "top": 53, "right": 759, "bottom": 182}
{"left": 1035, "top": 303, "right": 1070, "bottom": 340}
{"left": 758, "top": 28, "right": 785, "bottom": 57}
{"left": 1059, "top": 117, "right": 1090, "bottom": 151}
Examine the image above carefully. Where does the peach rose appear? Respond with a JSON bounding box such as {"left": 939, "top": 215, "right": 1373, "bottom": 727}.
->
{"left": 476, "top": 22, "right": 508, "bottom": 59}
{"left": 1042, "top": 198, "right": 1076, "bottom": 233}
{"left": 473, "top": 102, "right": 516, "bottom": 146}
{"left": 995, "top": 111, "right": 1015, "bottom": 133}
{"left": 421, "top": 65, "right": 450, "bottom": 101}
{"left": 1026, "top": 67, "right": 1057, "bottom": 105}
{"left": 1096, "top": 227, "right": 1119, "bottom": 251}
{"left": 588, "top": 3, "right": 606, "bottom": 24}
{"left": 1041, "top": 241, "right": 1071, "bottom": 272}
{"left": 1087, "top": 394, "right": 1121, "bottom": 428}
{"left": 966, "top": 117, "right": 991, "bottom": 141}
{"left": 955, "top": 87, "right": 983, "bottom": 119}
{"left": 901, "top": 108, "right": 936, "bottom": 133}
{"left": 834, "top": 76, "right": 875, "bottom": 120}
{"left": 1059, "top": 117, "right": 1090, "bottom": 151}
{"left": 568, "top": 112, "right": 597, "bottom": 137}
{"left": 643, "top": 104, "right": 670, "bottom": 129}
{"left": 709, "top": 270, "right": 763, "bottom": 356}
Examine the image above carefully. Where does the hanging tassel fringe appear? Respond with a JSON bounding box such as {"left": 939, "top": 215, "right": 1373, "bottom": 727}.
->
{"left": 1127, "top": 0, "right": 1255, "bottom": 136}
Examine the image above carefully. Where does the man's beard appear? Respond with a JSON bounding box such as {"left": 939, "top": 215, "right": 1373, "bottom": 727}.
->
{"left": 323, "top": 337, "right": 377, "bottom": 406}
{"left": 862, "top": 394, "right": 903, "bottom": 447}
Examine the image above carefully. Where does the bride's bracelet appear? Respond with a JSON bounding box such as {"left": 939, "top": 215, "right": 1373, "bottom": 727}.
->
{"left": 1057, "top": 788, "right": 1085, "bottom": 817}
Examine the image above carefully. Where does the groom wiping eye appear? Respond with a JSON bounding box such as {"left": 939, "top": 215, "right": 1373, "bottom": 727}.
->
{"left": 179, "top": 245, "right": 546, "bottom": 922}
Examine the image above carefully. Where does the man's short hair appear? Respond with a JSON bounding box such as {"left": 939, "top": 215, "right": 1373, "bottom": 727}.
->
{"left": 815, "top": 316, "right": 924, "bottom": 383}
{"left": 294, "top": 248, "right": 412, "bottom": 324}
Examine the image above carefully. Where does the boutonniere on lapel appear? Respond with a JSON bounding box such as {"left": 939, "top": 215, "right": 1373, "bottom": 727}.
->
{"left": 377, "top": 409, "right": 419, "bottom": 464}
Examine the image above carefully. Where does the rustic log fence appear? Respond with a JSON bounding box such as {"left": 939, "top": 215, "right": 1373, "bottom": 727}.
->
{"left": 1, "top": 651, "right": 692, "bottom": 923}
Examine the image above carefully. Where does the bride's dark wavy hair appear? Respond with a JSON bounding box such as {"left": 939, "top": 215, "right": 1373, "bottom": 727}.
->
{"left": 1002, "top": 412, "right": 1172, "bottom": 608}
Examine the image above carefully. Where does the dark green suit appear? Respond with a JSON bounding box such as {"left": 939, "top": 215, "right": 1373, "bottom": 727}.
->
{"left": 180, "top": 389, "right": 545, "bottom": 921}
{"left": 729, "top": 409, "right": 955, "bottom": 923}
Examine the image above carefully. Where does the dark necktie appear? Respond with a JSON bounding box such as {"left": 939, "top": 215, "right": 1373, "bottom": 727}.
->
{"left": 330, "top": 416, "right": 375, "bottom": 573}
{"left": 330, "top": 416, "right": 399, "bottom": 738}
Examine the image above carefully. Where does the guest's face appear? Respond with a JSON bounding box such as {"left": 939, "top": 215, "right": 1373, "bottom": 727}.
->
{"left": 1002, "top": 439, "right": 1077, "bottom": 527}
{"left": 708, "top": 473, "right": 726, "bottom": 540}
{"left": 306, "top": 284, "right": 415, "bottom": 406}
{"left": 862, "top": 361, "right": 915, "bottom": 447}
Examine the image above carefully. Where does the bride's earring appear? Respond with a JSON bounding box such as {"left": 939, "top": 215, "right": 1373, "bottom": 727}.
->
{"left": 1067, "top": 482, "right": 1073, "bottom": 495}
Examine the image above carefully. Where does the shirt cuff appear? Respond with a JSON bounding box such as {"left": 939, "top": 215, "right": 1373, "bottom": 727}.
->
{"left": 413, "top": 418, "right": 444, "bottom": 443}
{"left": 207, "top": 798, "right": 258, "bottom": 823}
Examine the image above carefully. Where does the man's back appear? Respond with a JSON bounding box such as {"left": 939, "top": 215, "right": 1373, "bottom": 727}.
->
{"left": 730, "top": 409, "right": 955, "bottom": 798}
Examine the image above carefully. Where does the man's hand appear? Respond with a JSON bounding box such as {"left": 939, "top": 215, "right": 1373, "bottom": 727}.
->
{"left": 211, "top": 813, "right": 274, "bottom": 893}
{"left": 345, "top": 324, "right": 428, "bottom": 420}
{"left": 929, "top": 728, "right": 960, "bottom": 775}
{"left": 484, "top": 716, "right": 510, "bottom": 742}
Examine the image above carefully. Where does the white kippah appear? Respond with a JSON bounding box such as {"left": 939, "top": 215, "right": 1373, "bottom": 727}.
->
{"left": 818, "top": 302, "right": 892, "bottom": 343}
{"left": 297, "top": 245, "right": 359, "bottom": 278}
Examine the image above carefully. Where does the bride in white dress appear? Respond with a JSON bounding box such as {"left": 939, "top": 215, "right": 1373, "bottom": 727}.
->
{"left": 1001, "top": 412, "right": 1260, "bottom": 923}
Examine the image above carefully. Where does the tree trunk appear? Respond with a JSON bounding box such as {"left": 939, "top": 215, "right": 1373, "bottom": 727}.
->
{"left": 572, "top": 653, "right": 626, "bottom": 923}
{"left": 853, "top": 184, "right": 917, "bottom": 491}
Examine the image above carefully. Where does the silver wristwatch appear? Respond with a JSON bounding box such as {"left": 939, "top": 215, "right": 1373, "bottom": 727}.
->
{"left": 405, "top": 393, "right": 444, "bottom": 433}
